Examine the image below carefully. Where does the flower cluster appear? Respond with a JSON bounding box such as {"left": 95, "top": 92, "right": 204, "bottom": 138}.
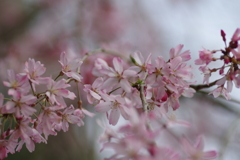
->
{"left": 80, "top": 44, "right": 218, "bottom": 159}
{"left": 0, "top": 52, "right": 93, "bottom": 159}
{"left": 86, "top": 44, "right": 195, "bottom": 125}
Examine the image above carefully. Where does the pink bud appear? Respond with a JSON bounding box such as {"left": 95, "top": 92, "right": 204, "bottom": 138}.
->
{"left": 221, "top": 29, "right": 226, "bottom": 42}
{"left": 219, "top": 67, "right": 224, "bottom": 75}
{"left": 161, "top": 92, "right": 168, "bottom": 102}
{"left": 224, "top": 57, "right": 230, "bottom": 64}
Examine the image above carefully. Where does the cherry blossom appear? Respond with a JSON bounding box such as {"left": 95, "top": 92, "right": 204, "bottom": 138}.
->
{"left": 24, "top": 58, "right": 49, "bottom": 86}
{"left": 56, "top": 105, "right": 82, "bottom": 132}
{"left": 231, "top": 28, "right": 240, "bottom": 42}
{"left": 195, "top": 48, "right": 213, "bottom": 65}
{"left": 4, "top": 90, "right": 36, "bottom": 117}
{"left": 36, "top": 105, "right": 63, "bottom": 139}
{"left": 209, "top": 86, "right": 230, "bottom": 100}
{"left": 45, "top": 79, "right": 76, "bottom": 107}
{"left": 58, "top": 52, "right": 83, "bottom": 82}
{"left": 169, "top": 44, "right": 191, "bottom": 62}
{"left": 96, "top": 57, "right": 137, "bottom": 93}
{"left": 83, "top": 77, "right": 103, "bottom": 104}
{"left": 95, "top": 93, "right": 129, "bottom": 125}
{"left": 3, "top": 70, "right": 30, "bottom": 94}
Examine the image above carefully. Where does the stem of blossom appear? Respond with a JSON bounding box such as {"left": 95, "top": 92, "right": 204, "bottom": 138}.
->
{"left": 140, "top": 72, "right": 149, "bottom": 113}
{"left": 140, "top": 85, "right": 148, "bottom": 113}
{"left": 108, "top": 87, "right": 121, "bottom": 95}
{"left": 29, "top": 80, "right": 36, "bottom": 96}
{"left": 35, "top": 97, "right": 46, "bottom": 106}
{"left": 33, "top": 113, "right": 39, "bottom": 120}
{"left": 54, "top": 71, "right": 64, "bottom": 81}
{"left": 66, "top": 78, "right": 75, "bottom": 84}
{"left": 190, "top": 80, "right": 218, "bottom": 91}
{"left": 0, "top": 118, "right": 7, "bottom": 136}
{"left": 76, "top": 81, "right": 82, "bottom": 109}
{"left": 4, "top": 98, "right": 12, "bottom": 101}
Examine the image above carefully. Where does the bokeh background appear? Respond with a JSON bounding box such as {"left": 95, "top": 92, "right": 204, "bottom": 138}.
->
{"left": 1, "top": 0, "right": 240, "bottom": 159}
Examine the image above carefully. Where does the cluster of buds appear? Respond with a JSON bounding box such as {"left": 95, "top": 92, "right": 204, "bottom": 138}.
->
{"left": 195, "top": 28, "right": 240, "bottom": 100}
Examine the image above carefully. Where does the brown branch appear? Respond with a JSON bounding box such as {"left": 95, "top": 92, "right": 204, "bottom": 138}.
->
{"left": 190, "top": 80, "right": 218, "bottom": 91}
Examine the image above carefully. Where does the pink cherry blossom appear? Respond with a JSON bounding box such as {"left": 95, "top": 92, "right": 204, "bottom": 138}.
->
{"left": 130, "top": 52, "right": 152, "bottom": 78}
{"left": 168, "top": 57, "right": 194, "bottom": 81}
{"left": 56, "top": 105, "right": 82, "bottom": 132}
{"left": 231, "top": 28, "right": 240, "bottom": 42}
{"left": 83, "top": 77, "right": 103, "bottom": 104}
{"left": 195, "top": 49, "right": 213, "bottom": 65}
{"left": 36, "top": 105, "right": 63, "bottom": 140}
{"left": 4, "top": 90, "right": 37, "bottom": 117}
{"left": 209, "top": 86, "right": 230, "bottom": 100}
{"left": 216, "top": 75, "right": 234, "bottom": 93}
{"left": 24, "top": 58, "right": 49, "bottom": 86}
{"left": 73, "top": 108, "right": 95, "bottom": 127}
{"left": 3, "top": 70, "right": 30, "bottom": 94}
{"left": 199, "top": 66, "right": 211, "bottom": 85}
{"left": 95, "top": 93, "right": 129, "bottom": 125}
{"left": 131, "top": 52, "right": 152, "bottom": 68}
{"left": 46, "top": 79, "right": 76, "bottom": 107}
{"left": 10, "top": 118, "right": 40, "bottom": 153}
{"left": 97, "top": 57, "right": 137, "bottom": 93}
{"left": 59, "top": 52, "right": 83, "bottom": 81}
{"left": 169, "top": 44, "right": 191, "bottom": 62}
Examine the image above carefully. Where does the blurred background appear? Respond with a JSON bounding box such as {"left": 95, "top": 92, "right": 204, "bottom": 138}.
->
{"left": 1, "top": 0, "right": 240, "bottom": 159}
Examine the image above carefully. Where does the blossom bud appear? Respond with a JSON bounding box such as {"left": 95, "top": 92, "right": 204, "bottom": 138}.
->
{"left": 224, "top": 56, "right": 230, "bottom": 64}
{"left": 219, "top": 67, "right": 224, "bottom": 75}
{"left": 221, "top": 29, "right": 226, "bottom": 42}
{"left": 161, "top": 92, "right": 168, "bottom": 102}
